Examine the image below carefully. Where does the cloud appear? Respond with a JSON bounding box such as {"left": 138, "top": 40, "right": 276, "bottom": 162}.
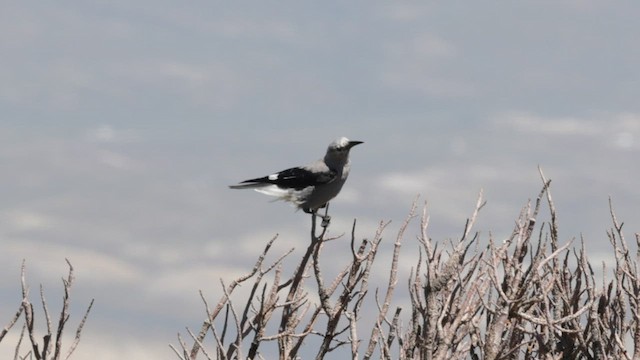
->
{"left": 210, "top": 18, "right": 298, "bottom": 41}
{"left": 493, "top": 111, "right": 640, "bottom": 151}
{"left": 610, "top": 113, "right": 640, "bottom": 150}
{"left": 0, "top": 240, "right": 143, "bottom": 285}
{"left": 85, "top": 124, "right": 141, "bottom": 144}
{"left": 493, "top": 111, "right": 602, "bottom": 135}
{"left": 382, "top": 32, "right": 458, "bottom": 60}
{"left": 1, "top": 3, "right": 639, "bottom": 360}
{"left": 2, "top": 210, "right": 55, "bottom": 231}
{"left": 378, "top": 3, "right": 432, "bottom": 22}
{"left": 379, "top": 32, "right": 475, "bottom": 97}
{"left": 376, "top": 171, "right": 433, "bottom": 198}
{"left": 0, "top": 331, "right": 169, "bottom": 360}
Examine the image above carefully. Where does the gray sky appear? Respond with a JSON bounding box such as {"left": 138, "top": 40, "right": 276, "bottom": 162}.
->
{"left": 2, "top": 1, "right": 640, "bottom": 358}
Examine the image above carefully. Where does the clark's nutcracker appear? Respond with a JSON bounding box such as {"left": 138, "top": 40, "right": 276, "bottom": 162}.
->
{"left": 229, "top": 137, "right": 363, "bottom": 224}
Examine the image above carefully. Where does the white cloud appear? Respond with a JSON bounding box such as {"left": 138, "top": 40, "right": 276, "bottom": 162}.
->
{"left": 153, "top": 61, "right": 211, "bottom": 85}
{"left": 0, "top": 59, "right": 96, "bottom": 109}
{"left": 145, "top": 264, "right": 250, "bottom": 301}
{"left": 105, "top": 59, "right": 250, "bottom": 110}
{"left": 0, "top": 333, "right": 170, "bottom": 360}
{"left": 373, "top": 166, "right": 503, "bottom": 200}
{"left": 379, "top": 32, "right": 474, "bottom": 97}
{"left": 377, "top": 3, "right": 432, "bottom": 22}
{"left": 211, "top": 18, "right": 298, "bottom": 41}
{"left": 1, "top": 240, "right": 143, "bottom": 285}
{"left": 98, "top": 150, "right": 136, "bottom": 170}
{"left": 84, "top": 124, "right": 142, "bottom": 145}
{"left": 411, "top": 33, "right": 458, "bottom": 59}
{"left": 611, "top": 113, "right": 640, "bottom": 150}
{"left": 493, "top": 111, "right": 602, "bottom": 135}
{"left": 3, "top": 209, "right": 55, "bottom": 231}
{"left": 376, "top": 171, "right": 432, "bottom": 198}
{"left": 493, "top": 111, "right": 640, "bottom": 151}
{"left": 615, "top": 132, "right": 635, "bottom": 150}
{"left": 73, "top": 340, "right": 169, "bottom": 360}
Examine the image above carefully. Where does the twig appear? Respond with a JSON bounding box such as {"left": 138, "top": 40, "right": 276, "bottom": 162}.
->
{"left": 1, "top": 302, "right": 24, "bottom": 343}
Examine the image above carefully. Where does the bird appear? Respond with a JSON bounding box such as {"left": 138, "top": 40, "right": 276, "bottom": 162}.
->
{"left": 229, "top": 137, "right": 363, "bottom": 225}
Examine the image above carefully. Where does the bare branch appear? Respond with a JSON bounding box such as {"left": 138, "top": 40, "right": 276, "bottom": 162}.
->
{"left": 1, "top": 303, "right": 24, "bottom": 343}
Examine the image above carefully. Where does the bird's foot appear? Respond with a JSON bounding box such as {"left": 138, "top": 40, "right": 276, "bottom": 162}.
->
{"left": 321, "top": 215, "right": 331, "bottom": 228}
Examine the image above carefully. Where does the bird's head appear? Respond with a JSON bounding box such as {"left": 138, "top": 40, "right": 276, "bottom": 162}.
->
{"left": 326, "top": 137, "right": 363, "bottom": 160}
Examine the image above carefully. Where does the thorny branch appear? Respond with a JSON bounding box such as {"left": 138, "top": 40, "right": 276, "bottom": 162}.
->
{"left": 3, "top": 260, "right": 94, "bottom": 360}
{"left": 174, "top": 177, "right": 640, "bottom": 359}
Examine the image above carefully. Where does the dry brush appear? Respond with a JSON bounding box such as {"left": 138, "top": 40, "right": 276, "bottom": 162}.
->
{"left": 172, "top": 173, "right": 640, "bottom": 359}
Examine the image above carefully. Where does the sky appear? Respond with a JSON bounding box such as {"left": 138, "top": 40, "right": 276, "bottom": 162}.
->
{"left": 1, "top": 1, "right": 640, "bottom": 359}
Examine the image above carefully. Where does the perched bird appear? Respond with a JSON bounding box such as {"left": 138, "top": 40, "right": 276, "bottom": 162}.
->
{"left": 229, "top": 137, "right": 363, "bottom": 224}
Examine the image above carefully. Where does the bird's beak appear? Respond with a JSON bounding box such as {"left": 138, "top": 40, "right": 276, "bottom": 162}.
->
{"left": 347, "top": 140, "right": 364, "bottom": 148}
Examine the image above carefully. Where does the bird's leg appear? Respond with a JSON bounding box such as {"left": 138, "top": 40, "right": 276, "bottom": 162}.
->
{"left": 319, "top": 204, "right": 331, "bottom": 228}
{"left": 304, "top": 206, "right": 331, "bottom": 228}
{"left": 320, "top": 215, "right": 330, "bottom": 228}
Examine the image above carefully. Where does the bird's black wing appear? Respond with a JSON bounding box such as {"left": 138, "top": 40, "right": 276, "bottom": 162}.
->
{"left": 239, "top": 167, "right": 336, "bottom": 190}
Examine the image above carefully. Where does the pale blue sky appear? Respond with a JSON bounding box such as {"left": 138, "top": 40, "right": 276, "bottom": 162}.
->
{"left": 2, "top": 1, "right": 639, "bottom": 358}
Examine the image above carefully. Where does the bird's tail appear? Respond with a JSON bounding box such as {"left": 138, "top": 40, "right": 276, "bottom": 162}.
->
{"left": 229, "top": 182, "right": 270, "bottom": 189}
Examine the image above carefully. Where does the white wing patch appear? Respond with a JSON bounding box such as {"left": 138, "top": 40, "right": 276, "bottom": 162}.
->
{"left": 254, "top": 185, "right": 313, "bottom": 207}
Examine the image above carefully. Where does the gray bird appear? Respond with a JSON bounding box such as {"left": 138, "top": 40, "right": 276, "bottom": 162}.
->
{"left": 229, "top": 137, "right": 363, "bottom": 224}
